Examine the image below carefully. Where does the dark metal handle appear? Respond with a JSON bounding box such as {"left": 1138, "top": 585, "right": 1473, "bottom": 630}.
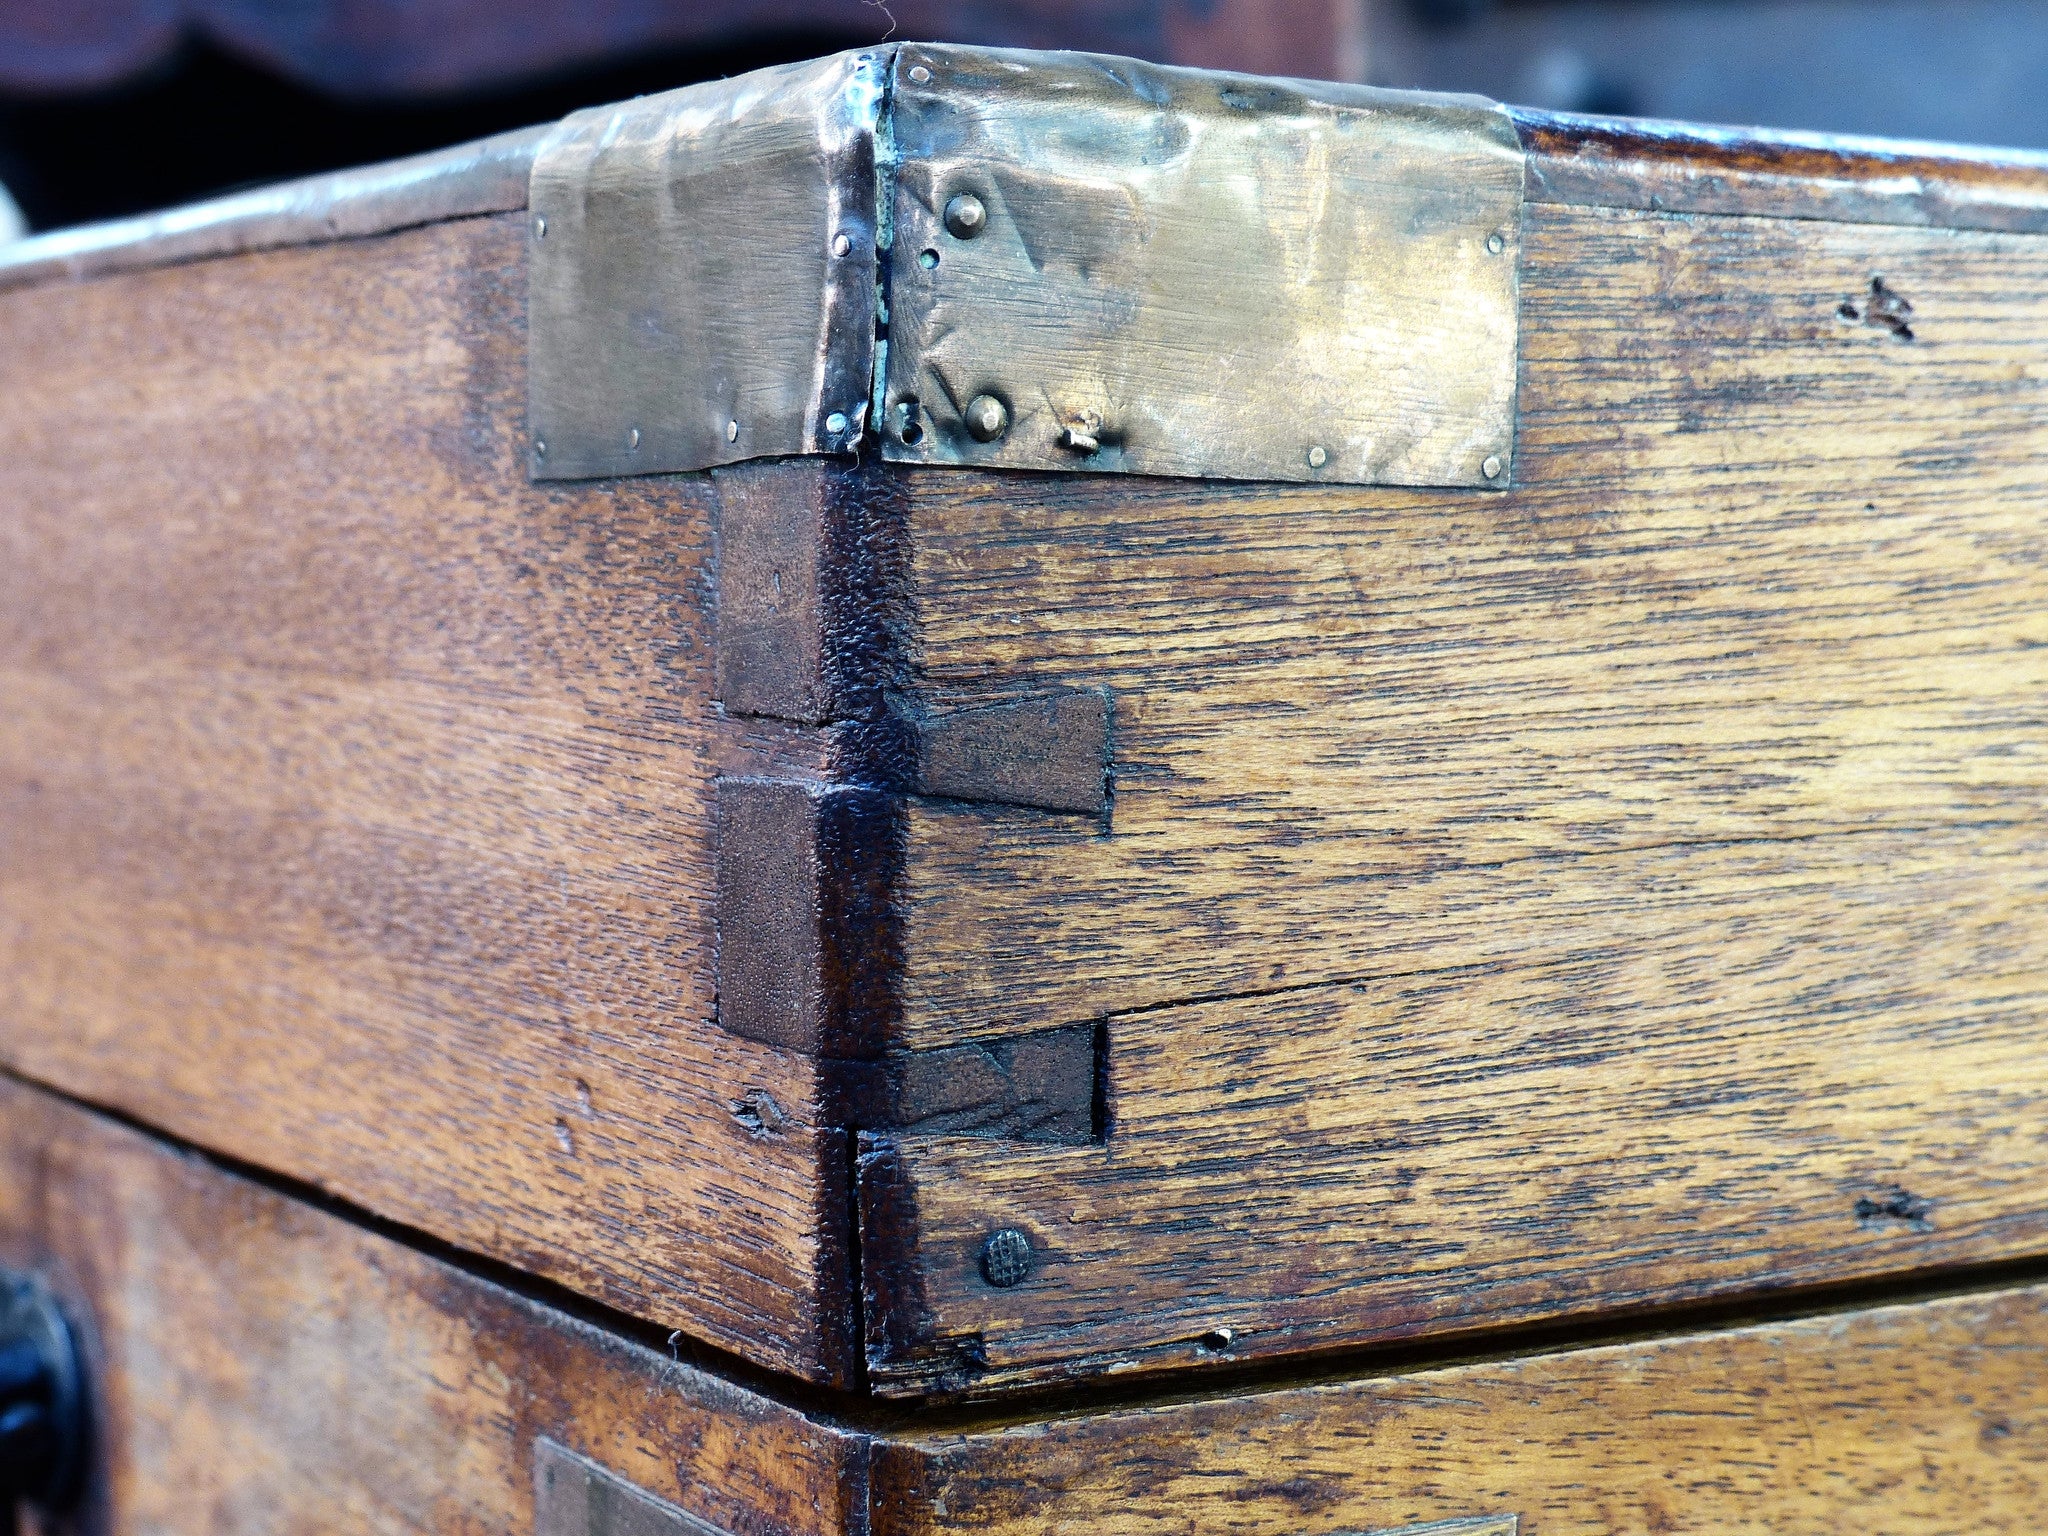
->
{"left": 0, "top": 1273, "right": 85, "bottom": 1517}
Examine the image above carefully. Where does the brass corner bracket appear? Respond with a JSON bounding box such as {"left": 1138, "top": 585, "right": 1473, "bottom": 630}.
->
{"left": 528, "top": 45, "right": 1525, "bottom": 490}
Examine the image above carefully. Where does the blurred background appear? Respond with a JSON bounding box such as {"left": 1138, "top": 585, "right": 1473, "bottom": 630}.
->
{"left": 1, "top": 0, "right": 2045, "bottom": 234}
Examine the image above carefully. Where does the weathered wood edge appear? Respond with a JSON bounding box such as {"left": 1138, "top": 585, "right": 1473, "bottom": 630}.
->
{"left": 8, "top": 65, "right": 2048, "bottom": 299}
{"left": 1515, "top": 107, "right": 2048, "bottom": 230}
{"left": 15, "top": 1057, "right": 2048, "bottom": 1531}
{"left": 709, "top": 460, "right": 1105, "bottom": 1146}
{"left": 0, "top": 124, "right": 544, "bottom": 292}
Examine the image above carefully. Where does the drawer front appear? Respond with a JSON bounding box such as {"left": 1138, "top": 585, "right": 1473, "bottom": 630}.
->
{"left": 0, "top": 1076, "right": 855, "bottom": 1535}
{"left": 876, "top": 1281, "right": 2048, "bottom": 1535}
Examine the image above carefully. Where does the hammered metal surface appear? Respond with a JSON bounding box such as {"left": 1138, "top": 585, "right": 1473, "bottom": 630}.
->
{"left": 527, "top": 52, "right": 884, "bottom": 480}
{"left": 881, "top": 45, "right": 1524, "bottom": 488}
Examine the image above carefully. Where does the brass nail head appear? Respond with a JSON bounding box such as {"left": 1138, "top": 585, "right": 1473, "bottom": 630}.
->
{"left": 944, "top": 193, "right": 988, "bottom": 240}
{"left": 964, "top": 394, "right": 1009, "bottom": 442}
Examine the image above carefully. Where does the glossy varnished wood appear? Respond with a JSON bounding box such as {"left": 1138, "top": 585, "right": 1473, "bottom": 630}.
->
{"left": 0, "top": 212, "right": 853, "bottom": 1383}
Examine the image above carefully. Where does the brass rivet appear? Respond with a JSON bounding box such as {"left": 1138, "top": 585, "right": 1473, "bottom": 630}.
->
{"left": 980, "top": 1228, "right": 1033, "bottom": 1287}
{"left": 944, "top": 194, "right": 988, "bottom": 240}
{"left": 1482, "top": 454, "right": 1504, "bottom": 479}
{"left": 1307, "top": 445, "right": 1328, "bottom": 468}
{"left": 964, "top": 394, "right": 1009, "bottom": 442}
{"left": 727, "top": 420, "right": 740, "bottom": 444}
{"left": 832, "top": 232, "right": 852, "bottom": 257}
{"left": 909, "top": 65, "right": 932, "bottom": 84}
{"left": 1487, "top": 232, "right": 1505, "bottom": 255}
{"left": 533, "top": 214, "right": 547, "bottom": 239}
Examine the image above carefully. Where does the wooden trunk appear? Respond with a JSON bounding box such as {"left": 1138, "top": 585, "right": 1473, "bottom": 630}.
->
{"left": 2, "top": 43, "right": 2047, "bottom": 1534}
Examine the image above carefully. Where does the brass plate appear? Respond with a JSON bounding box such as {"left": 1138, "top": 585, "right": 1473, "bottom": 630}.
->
{"left": 525, "top": 45, "right": 1522, "bottom": 488}
{"left": 527, "top": 52, "right": 885, "bottom": 481}
{"left": 881, "top": 46, "right": 1523, "bottom": 488}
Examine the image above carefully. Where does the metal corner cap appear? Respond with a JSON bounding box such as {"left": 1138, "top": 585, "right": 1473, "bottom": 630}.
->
{"left": 527, "top": 50, "right": 887, "bottom": 481}
{"left": 526, "top": 44, "right": 1523, "bottom": 490}
{"left": 880, "top": 44, "right": 1524, "bottom": 490}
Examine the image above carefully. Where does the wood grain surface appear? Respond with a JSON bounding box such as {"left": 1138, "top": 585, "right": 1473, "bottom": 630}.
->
{"left": 1516, "top": 109, "right": 2048, "bottom": 232}
{"left": 859, "top": 202, "right": 2048, "bottom": 1389}
{"left": 866, "top": 822, "right": 2048, "bottom": 1392}
{"left": 0, "top": 1075, "right": 862, "bottom": 1536}
{"left": 892, "top": 204, "right": 2048, "bottom": 1043}
{"left": 7, "top": 1073, "right": 2046, "bottom": 1534}
{"left": 0, "top": 212, "right": 856, "bottom": 1384}
{"left": 11, "top": 120, "right": 2048, "bottom": 1408}
{"left": 874, "top": 1280, "right": 2048, "bottom": 1536}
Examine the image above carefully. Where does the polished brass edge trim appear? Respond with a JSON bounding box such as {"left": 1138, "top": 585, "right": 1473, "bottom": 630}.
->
{"left": 0, "top": 125, "right": 545, "bottom": 294}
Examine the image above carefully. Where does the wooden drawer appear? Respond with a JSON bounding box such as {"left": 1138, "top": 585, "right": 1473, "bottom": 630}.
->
{"left": 3, "top": 38, "right": 2048, "bottom": 1441}
{"left": 2, "top": 1075, "right": 2045, "bottom": 1532}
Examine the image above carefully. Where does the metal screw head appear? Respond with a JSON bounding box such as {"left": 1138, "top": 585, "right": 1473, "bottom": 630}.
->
{"left": 1486, "top": 232, "right": 1505, "bottom": 255}
{"left": 964, "top": 394, "right": 1009, "bottom": 442}
{"left": 1307, "top": 445, "right": 1328, "bottom": 469}
{"left": 908, "top": 64, "right": 932, "bottom": 84}
{"left": 533, "top": 438, "right": 547, "bottom": 461}
{"left": 980, "top": 1229, "right": 1033, "bottom": 1288}
{"left": 1482, "top": 453, "right": 1504, "bottom": 479}
{"left": 825, "top": 411, "right": 849, "bottom": 434}
{"left": 726, "top": 419, "right": 740, "bottom": 444}
{"left": 627, "top": 427, "right": 641, "bottom": 451}
{"left": 832, "top": 232, "right": 852, "bottom": 258}
{"left": 944, "top": 193, "right": 988, "bottom": 240}
{"left": 533, "top": 214, "right": 547, "bottom": 239}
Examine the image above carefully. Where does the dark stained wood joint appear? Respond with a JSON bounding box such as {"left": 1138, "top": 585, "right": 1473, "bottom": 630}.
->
{"left": 830, "top": 1022, "right": 1102, "bottom": 1144}
{"left": 712, "top": 458, "right": 912, "bottom": 727}
{"left": 714, "top": 777, "right": 904, "bottom": 1058}
{"left": 915, "top": 690, "right": 1111, "bottom": 817}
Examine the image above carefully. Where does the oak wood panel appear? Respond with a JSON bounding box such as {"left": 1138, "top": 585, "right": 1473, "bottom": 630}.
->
{"left": 0, "top": 1076, "right": 862, "bottom": 1536}
{"left": 891, "top": 203, "right": 2048, "bottom": 1047}
{"left": 874, "top": 1280, "right": 2048, "bottom": 1536}
{"left": 0, "top": 213, "right": 853, "bottom": 1383}
{"left": 1516, "top": 108, "right": 2048, "bottom": 232}
{"left": 864, "top": 822, "right": 2048, "bottom": 1393}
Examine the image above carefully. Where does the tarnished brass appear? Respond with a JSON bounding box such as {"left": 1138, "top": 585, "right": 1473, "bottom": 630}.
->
{"left": 523, "top": 44, "right": 1522, "bottom": 487}
{"left": 0, "top": 126, "right": 542, "bottom": 293}
{"left": 882, "top": 46, "right": 1523, "bottom": 488}
{"left": 526, "top": 52, "right": 886, "bottom": 481}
